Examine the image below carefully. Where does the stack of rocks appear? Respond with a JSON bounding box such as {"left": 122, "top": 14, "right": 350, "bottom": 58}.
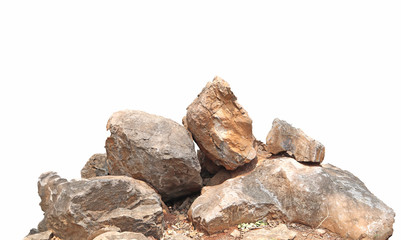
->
{"left": 26, "top": 77, "right": 395, "bottom": 240}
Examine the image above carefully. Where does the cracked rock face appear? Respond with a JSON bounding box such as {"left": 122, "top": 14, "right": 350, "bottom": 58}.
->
{"left": 38, "top": 172, "right": 164, "bottom": 240}
{"left": 184, "top": 76, "right": 256, "bottom": 170}
{"left": 188, "top": 157, "right": 394, "bottom": 239}
{"left": 266, "top": 118, "right": 325, "bottom": 163}
{"left": 106, "top": 110, "right": 202, "bottom": 201}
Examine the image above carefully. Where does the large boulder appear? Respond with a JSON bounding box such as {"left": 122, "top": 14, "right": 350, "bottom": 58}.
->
{"left": 266, "top": 118, "right": 325, "bottom": 163}
{"left": 81, "top": 153, "right": 108, "bottom": 178}
{"left": 38, "top": 172, "right": 164, "bottom": 240}
{"left": 188, "top": 157, "right": 394, "bottom": 239}
{"left": 184, "top": 76, "right": 256, "bottom": 170}
{"left": 105, "top": 110, "right": 202, "bottom": 200}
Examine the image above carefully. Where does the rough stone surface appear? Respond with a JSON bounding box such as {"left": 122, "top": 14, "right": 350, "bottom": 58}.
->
{"left": 188, "top": 157, "right": 395, "bottom": 239}
{"left": 38, "top": 172, "right": 164, "bottom": 240}
{"left": 81, "top": 153, "right": 108, "bottom": 178}
{"left": 106, "top": 110, "right": 202, "bottom": 200}
{"left": 242, "top": 224, "right": 296, "bottom": 240}
{"left": 265, "top": 118, "right": 325, "bottom": 163}
{"left": 93, "top": 231, "right": 148, "bottom": 240}
{"left": 23, "top": 230, "right": 52, "bottom": 240}
{"left": 184, "top": 76, "right": 256, "bottom": 170}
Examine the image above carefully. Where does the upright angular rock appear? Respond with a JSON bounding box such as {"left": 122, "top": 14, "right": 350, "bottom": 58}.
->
{"left": 188, "top": 157, "right": 394, "bottom": 239}
{"left": 266, "top": 118, "right": 325, "bottom": 163}
{"left": 38, "top": 172, "right": 164, "bottom": 240}
{"left": 105, "top": 110, "right": 202, "bottom": 200}
{"left": 81, "top": 153, "right": 108, "bottom": 178}
{"left": 184, "top": 76, "right": 256, "bottom": 170}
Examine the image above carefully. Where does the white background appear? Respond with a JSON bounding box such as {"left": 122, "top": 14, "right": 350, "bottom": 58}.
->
{"left": 1, "top": 1, "right": 400, "bottom": 239}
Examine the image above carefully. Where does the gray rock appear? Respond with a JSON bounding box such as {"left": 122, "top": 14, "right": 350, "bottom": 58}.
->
{"left": 38, "top": 172, "right": 164, "bottom": 240}
{"left": 188, "top": 157, "right": 394, "bottom": 239}
{"left": 81, "top": 153, "right": 108, "bottom": 178}
{"left": 106, "top": 110, "right": 202, "bottom": 201}
{"left": 266, "top": 118, "right": 325, "bottom": 163}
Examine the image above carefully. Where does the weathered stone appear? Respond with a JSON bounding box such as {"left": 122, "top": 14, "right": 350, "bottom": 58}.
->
{"left": 37, "top": 171, "right": 68, "bottom": 213}
{"left": 38, "top": 172, "right": 164, "bottom": 240}
{"left": 81, "top": 153, "right": 108, "bottom": 178}
{"left": 266, "top": 118, "right": 325, "bottom": 163}
{"left": 106, "top": 110, "right": 202, "bottom": 201}
{"left": 242, "top": 224, "right": 296, "bottom": 240}
{"left": 188, "top": 157, "right": 394, "bottom": 239}
{"left": 93, "top": 231, "right": 148, "bottom": 240}
{"left": 184, "top": 76, "right": 256, "bottom": 170}
{"left": 23, "top": 230, "right": 52, "bottom": 240}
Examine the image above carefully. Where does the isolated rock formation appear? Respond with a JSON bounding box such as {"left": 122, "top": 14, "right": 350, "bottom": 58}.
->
{"left": 266, "top": 118, "right": 325, "bottom": 163}
{"left": 28, "top": 76, "right": 395, "bottom": 240}
{"left": 188, "top": 157, "right": 394, "bottom": 239}
{"left": 184, "top": 76, "right": 256, "bottom": 170}
{"left": 81, "top": 153, "right": 108, "bottom": 178}
{"left": 38, "top": 172, "right": 164, "bottom": 240}
{"left": 105, "top": 110, "right": 202, "bottom": 200}
{"left": 93, "top": 231, "right": 148, "bottom": 240}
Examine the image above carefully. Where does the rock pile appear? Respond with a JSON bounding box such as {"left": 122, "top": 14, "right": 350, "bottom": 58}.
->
{"left": 26, "top": 76, "right": 395, "bottom": 240}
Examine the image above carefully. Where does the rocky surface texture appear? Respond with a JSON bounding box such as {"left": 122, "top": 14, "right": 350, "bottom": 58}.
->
{"left": 27, "top": 76, "right": 395, "bottom": 240}
{"left": 266, "top": 118, "right": 325, "bottom": 163}
{"left": 92, "top": 231, "right": 148, "bottom": 240}
{"left": 81, "top": 153, "right": 108, "bottom": 178}
{"left": 106, "top": 110, "right": 202, "bottom": 201}
{"left": 184, "top": 77, "right": 256, "bottom": 170}
{"left": 189, "top": 157, "right": 395, "bottom": 239}
{"left": 38, "top": 172, "right": 164, "bottom": 240}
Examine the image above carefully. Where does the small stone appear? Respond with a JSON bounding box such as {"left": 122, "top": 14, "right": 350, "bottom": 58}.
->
{"left": 80, "top": 153, "right": 108, "bottom": 178}
{"left": 315, "top": 228, "right": 326, "bottom": 235}
{"left": 23, "top": 230, "right": 52, "bottom": 240}
{"left": 242, "top": 224, "right": 296, "bottom": 240}
{"left": 265, "top": 118, "right": 325, "bottom": 163}
{"left": 93, "top": 231, "right": 148, "bottom": 240}
{"left": 230, "top": 229, "right": 241, "bottom": 238}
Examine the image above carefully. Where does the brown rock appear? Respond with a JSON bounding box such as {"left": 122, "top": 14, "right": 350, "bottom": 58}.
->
{"left": 81, "top": 153, "right": 108, "bottom": 178}
{"left": 188, "top": 157, "right": 394, "bottom": 239}
{"left": 93, "top": 231, "right": 148, "bottom": 240}
{"left": 105, "top": 110, "right": 202, "bottom": 200}
{"left": 184, "top": 76, "right": 256, "bottom": 170}
{"left": 38, "top": 172, "right": 164, "bottom": 240}
{"left": 265, "top": 118, "right": 325, "bottom": 163}
{"left": 242, "top": 224, "right": 296, "bottom": 240}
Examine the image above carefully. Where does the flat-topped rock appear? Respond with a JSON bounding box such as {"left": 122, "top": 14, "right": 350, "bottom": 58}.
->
{"left": 38, "top": 172, "right": 164, "bottom": 240}
{"left": 266, "top": 118, "right": 325, "bottom": 163}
